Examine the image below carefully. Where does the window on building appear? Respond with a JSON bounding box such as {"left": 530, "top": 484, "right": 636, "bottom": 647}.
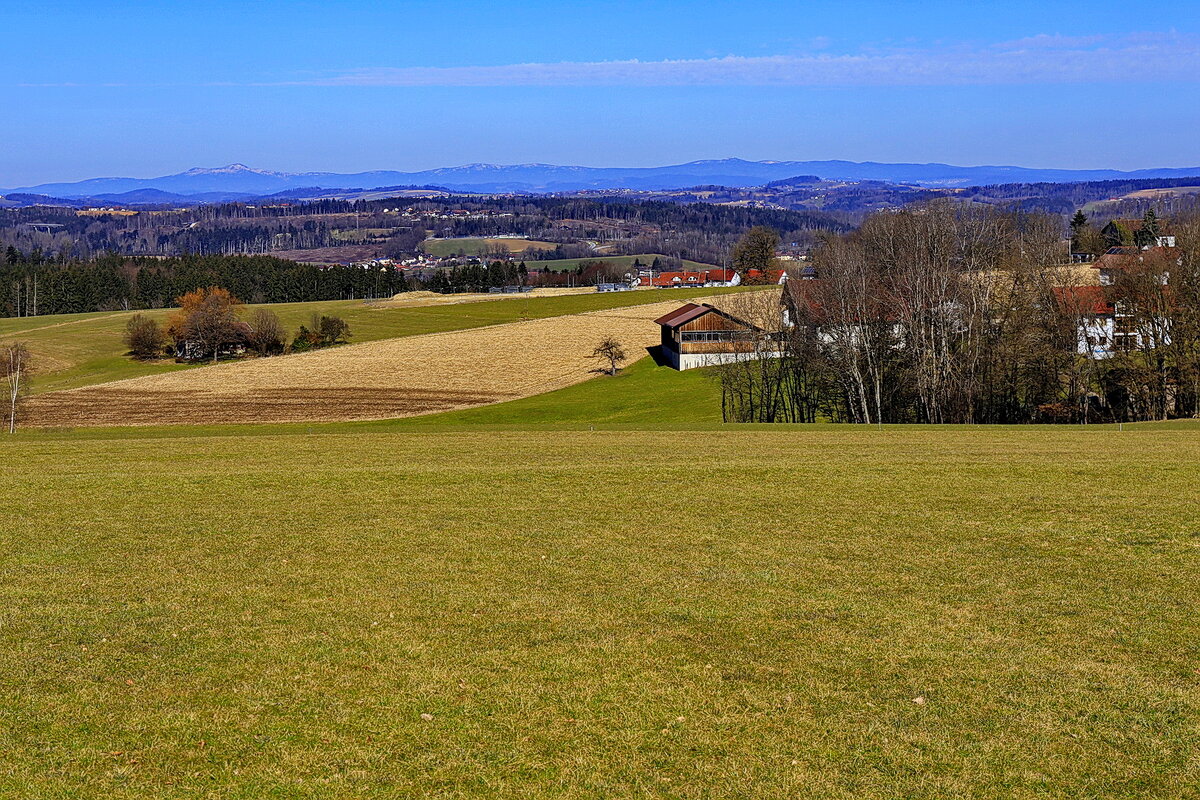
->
{"left": 680, "top": 330, "right": 751, "bottom": 343}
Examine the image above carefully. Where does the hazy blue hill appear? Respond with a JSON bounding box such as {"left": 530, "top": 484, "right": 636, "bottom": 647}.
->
{"left": 10, "top": 158, "right": 1200, "bottom": 198}
{"left": 89, "top": 188, "right": 260, "bottom": 204}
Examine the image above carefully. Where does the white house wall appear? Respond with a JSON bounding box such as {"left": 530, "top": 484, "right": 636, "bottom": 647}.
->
{"left": 675, "top": 350, "right": 783, "bottom": 370}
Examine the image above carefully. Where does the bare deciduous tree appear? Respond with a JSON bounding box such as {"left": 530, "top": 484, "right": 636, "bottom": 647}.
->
{"left": 712, "top": 290, "right": 800, "bottom": 422}
{"left": 1170, "top": 212, "right": 1200, "bottom": 415}
{"left": 731, "top": 226, "right": 782, "bottom": 283}
{"left": 592, "top": 337, "right": 627, "bottom": 375}
{"left": 4, "top": 342, "right": 31, "bottom": 433}
{"left": 246, "top": 308, "right": 285, "bottom": 356}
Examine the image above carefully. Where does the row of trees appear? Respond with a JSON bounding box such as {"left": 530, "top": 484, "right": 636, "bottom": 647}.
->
{"left": 717, "top": 202, "right": 1200, "bottom": 424}
{"left": 0, "top": 252, "right": 413, "bottom": 317}
{"left": 0, "top": 248, "right": 700, "bottom": 316}
{"left": 424, "top": 261, "right": 531, "bottom": 293}
{"left": 420, "top": 256, "right": 694, "bottom": 292}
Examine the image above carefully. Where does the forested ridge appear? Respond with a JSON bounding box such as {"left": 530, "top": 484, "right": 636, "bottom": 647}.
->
{"left": 0, "top": 194, "right": 848, "bottom": 316}
{"left": 0, "top": 195, "right": 845, "bottom": 265}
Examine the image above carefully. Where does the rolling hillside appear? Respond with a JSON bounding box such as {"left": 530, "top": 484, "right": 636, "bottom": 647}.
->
{"left": 1, "top": 286, "right": 755, "bottom": 396}
{"left": 24, "top": 295, "right": 742, "bottom": 427}
{"left": 420, "top": 238, "right": 560, "bottom": 257}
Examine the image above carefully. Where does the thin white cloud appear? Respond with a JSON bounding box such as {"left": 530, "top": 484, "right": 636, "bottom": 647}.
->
{"left": 287, "top": 32, "right": 1199, "bottom": 87}
{"left": 991, "top": 33, "right": 1108, "bottom": 50}
{"left": 15, "top": 32, "right": 1199, "bottom": 89}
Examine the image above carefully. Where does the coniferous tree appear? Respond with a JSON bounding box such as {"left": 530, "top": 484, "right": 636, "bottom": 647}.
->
{"left": 1135, "top": 210, "right": 1162, "bottom": 247}
{"left": 1070, "top": 211, "right": 1088, "bottom": 237}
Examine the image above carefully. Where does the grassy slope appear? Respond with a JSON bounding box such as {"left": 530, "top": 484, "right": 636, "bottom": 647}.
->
{"left": 1, "top": 425, "right": 1197, "bottom": 797}
{"left": 389, "top": 356, "right": 723, "bottom": 429}
{"left": 0, "top": 286, "right": 755, "bottom": 395}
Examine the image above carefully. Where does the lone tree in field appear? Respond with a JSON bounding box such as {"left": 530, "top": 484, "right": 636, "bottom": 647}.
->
{"left": 246, "top": 308, "right": 285, "bottom": 356}
{"left": 591, "top": 337, "right": 627, "bottom": 375}
{"left": 4, "top": 342, "right": 31, "bottom": 434}
{"left": 731, "top": 225, "right": 781, "bottom": 283}
{"left": 124, "top": 313, "right": 168, "bottom": 360}
{"left": 168, "top": 287, "right": 244, "bottom": 363}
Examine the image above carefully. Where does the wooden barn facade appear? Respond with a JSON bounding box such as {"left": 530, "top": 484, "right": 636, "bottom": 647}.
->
{"left": 653, "top": 302, "right": 778, "bottom": 370}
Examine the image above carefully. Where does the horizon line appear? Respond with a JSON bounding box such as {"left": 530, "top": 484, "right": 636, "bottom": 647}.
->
{"left": 9, "top": 156, "right": 1200, "bottom": 191}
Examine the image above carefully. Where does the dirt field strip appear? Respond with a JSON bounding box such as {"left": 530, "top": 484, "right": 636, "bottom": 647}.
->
{"left": 26, "top": 297, "right": 722, "bottom": 427}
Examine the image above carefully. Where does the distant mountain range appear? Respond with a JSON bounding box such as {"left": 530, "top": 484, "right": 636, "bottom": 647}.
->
{"left": 7, "top": 159, "right": 1200, "bottom": 201}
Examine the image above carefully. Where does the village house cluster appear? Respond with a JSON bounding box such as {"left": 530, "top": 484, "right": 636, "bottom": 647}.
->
{"left": 655, "top": 216, "right": 1185, "bottom": 373}
{"left": 1057, "top": 217, "right": 1181, "bottom": 359}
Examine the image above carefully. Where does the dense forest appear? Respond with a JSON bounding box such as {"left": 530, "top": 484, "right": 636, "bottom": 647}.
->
{"left": 0, "top": 248, "right": 673, "bottom": 315}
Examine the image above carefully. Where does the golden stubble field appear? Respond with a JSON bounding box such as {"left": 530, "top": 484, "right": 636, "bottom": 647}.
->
{"left": 25, "top": 299, "right": 703, "bottom": 427}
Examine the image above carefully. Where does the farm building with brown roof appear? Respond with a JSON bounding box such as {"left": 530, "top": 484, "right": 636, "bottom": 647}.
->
{"left": 654, "top": 302, "right": 779, "bottom": 370}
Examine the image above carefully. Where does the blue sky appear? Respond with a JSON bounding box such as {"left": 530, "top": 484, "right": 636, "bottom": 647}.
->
{"left": 3, "top": 0, "right": 1199, "bottom": 185}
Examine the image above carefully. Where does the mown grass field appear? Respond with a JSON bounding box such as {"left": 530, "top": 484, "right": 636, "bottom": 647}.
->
{"left": 1, "top": 423, "right": 1197, "bottom": 798}
{"left": 0, "top": 286, "right": 754, "bottom": 395}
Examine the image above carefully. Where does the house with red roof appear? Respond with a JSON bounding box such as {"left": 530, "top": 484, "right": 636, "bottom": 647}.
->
{"left": 1053, "top": 285, "right": 1172, "bottom": 358}
{"left": 745, "top": 268, "right": 789, "bottom": 285}
{"left": 636, "top": 269, "right": 740, "bottom": 288}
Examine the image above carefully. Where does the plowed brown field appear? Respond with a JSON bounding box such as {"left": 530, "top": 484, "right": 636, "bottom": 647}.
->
{"left": 26, "top": 299, "right": 706, "bottom": 427}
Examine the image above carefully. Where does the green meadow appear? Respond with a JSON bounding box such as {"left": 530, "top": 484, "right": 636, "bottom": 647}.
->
{"left": 391, "top": 356, "right": 723, "bottom": 430}
{"left": 1, "top": 420, "right": 1197, "bottom": 798}
{"left": 3, "top": 291, "right": 1198, "bottom": 797}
